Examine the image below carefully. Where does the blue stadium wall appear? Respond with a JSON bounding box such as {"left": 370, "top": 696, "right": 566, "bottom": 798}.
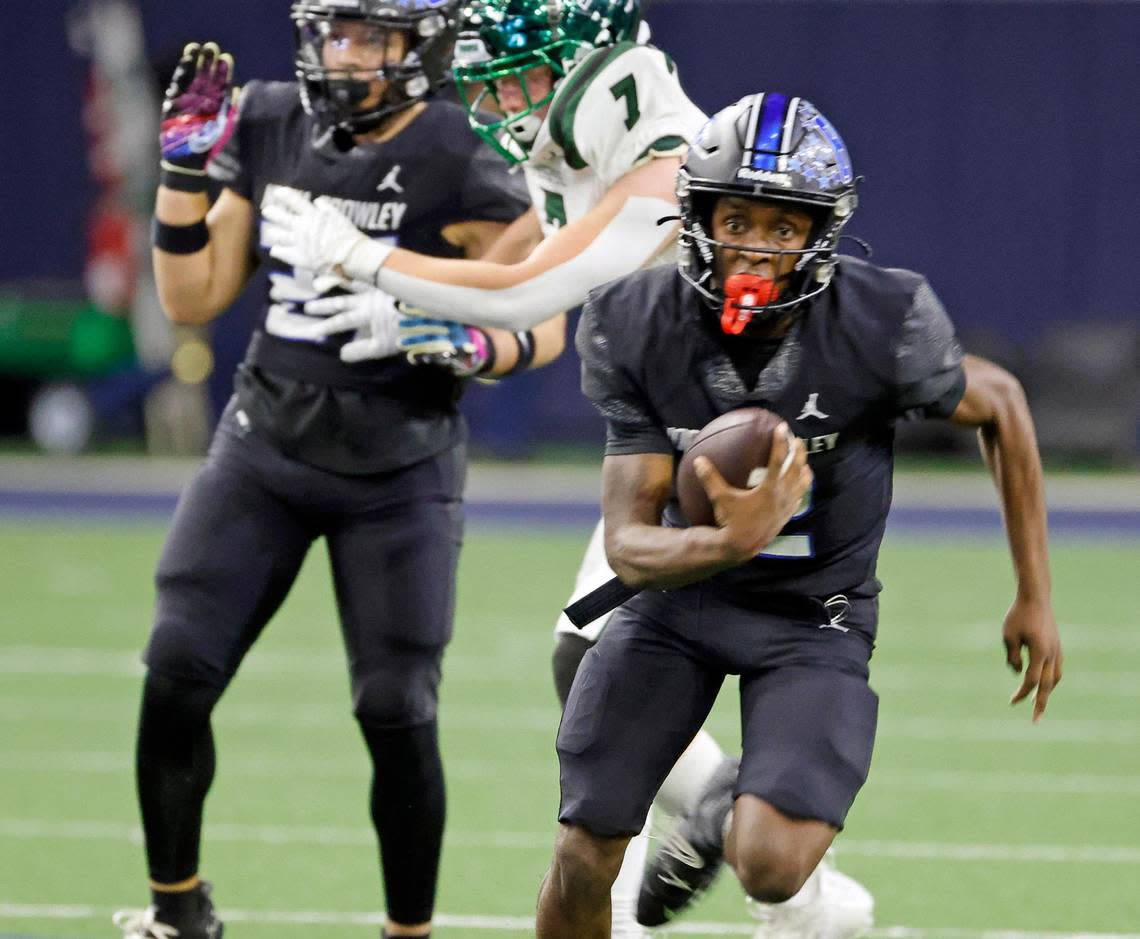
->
{"left": 1, "top": 1, "right": 1136, "bottom": 453}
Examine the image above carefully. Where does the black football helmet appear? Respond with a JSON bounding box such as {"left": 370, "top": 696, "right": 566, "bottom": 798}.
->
{"left": 292, "top": 0, "right": 457, "bottom": 140}
{"left": 678, "top": 92, "right": 859, "bottom": 332}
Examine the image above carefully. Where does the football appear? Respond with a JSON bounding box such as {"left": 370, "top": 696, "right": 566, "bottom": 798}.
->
{"left": 675, "top": 407, "right": 785, "bottom": 527}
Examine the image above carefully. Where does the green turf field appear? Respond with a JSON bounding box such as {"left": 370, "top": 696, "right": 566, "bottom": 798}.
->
{"left": 1, "top": 520, "right": 1138, "bottom": 937}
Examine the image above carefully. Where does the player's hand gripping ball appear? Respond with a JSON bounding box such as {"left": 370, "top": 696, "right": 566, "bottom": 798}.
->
{"left": 160, "top": 42, "right": 238, "bottom": 178}
{"left": 675, "top": 407, "right": 787, "bottom": 527}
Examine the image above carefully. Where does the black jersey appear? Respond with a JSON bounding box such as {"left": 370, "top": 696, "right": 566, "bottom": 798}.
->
{"left": 208, "top": 81, "right": 530, "bottom": 474}
{"left": 577, "top": 258, "right": 966, "bottom": 603}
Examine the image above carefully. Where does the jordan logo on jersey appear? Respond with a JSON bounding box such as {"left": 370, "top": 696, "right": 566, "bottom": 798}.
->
{"left": 797, "top": 393, "right": 829, "bottom": 421}
{"left": 377, "top": 165, "right": 404, "bottom": 194}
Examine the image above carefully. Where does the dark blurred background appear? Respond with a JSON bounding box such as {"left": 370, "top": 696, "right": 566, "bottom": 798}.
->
{"left": 1, "top": 0, "right": 1137, "bottom": 461}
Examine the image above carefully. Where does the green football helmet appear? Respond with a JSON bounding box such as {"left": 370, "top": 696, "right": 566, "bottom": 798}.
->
{"left": 453, "top": 0, "right": 642, "bottom": 164}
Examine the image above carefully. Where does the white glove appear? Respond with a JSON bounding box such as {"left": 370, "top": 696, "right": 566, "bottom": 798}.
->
{"left": 304, "top": 286, "right": 402, "bottom": 363}
{"left": 261, "top": 188, "right": 393, "bottom": 283}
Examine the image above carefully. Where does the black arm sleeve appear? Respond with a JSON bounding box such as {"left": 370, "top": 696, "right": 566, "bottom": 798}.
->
{"left": 576, "top": 298, "right": 672, "bottom": 455}
{"left": 893, "top": 280, "right": 967, "bottom": 420}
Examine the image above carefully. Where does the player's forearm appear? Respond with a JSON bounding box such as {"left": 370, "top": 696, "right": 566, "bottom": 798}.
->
{"left": 153, "top": 187, "right": 248, "bottom": 324}
{"left": 529, "top": 314, "right": 567, "bottom": 369}
{"left": 374, "top": 251, "right": 574, "bottom": 330}
{"left": 606, "top": 521, "right": 745, "bottom": 590}
{"left": 153, "top": 188, "right": 223, "bottom": 323}
{"left": 477, "top": 314, "right": 566, "bottom": 377}
{"left": 980, "top": 379, "right": 1052, "bottom": 603}
{"left": 475, "top": 208, "right": 543, "bottom": 265}
{"left": 368, "top": 198, "right": 676, "bottom": 331}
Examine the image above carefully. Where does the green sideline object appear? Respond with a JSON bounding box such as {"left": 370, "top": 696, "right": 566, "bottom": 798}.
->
{"left": 0, "top": 297, "right": 136, "bottom": 378}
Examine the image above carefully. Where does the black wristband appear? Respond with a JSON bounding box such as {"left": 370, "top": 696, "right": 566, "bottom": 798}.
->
{"left": 152, "top": 217, "right": 210, "bottom": 255}
{"left": 504, "top": 330, "right": 536, "bottom": 375}
{"left": 160, "top": 162, "right": 210, "bottom": 194}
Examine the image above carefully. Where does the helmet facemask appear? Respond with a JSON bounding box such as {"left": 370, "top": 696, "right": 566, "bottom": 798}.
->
{"left": 678, "top": 94, "right": 859, "bottom": 336}
{"left": 292, "top": 0, "right": 456, "bottom": 145}
{"left": 453, "top": 36, "right": 577, "bottom": 164}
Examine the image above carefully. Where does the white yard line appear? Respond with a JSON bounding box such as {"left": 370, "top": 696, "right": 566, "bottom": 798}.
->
{"left": 1, "top": 902, "right": 1139, "bottom": 938}
{"left": 2, "top": 818, "right": 1139, "bottom": 864}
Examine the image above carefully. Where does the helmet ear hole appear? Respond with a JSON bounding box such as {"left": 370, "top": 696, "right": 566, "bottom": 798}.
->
{"left": 834, "top": 193, "right": 857, "bottom": 219}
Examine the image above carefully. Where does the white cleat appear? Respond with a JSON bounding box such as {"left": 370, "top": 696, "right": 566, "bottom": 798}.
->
{"left": 748, "top": 855, "right": 873, "bottom": 939}
{"left": 112, "top": 907, "right": 182, "bottom": 939}
{"left": 112, "top": 883, "right": 222, "bottom": 939}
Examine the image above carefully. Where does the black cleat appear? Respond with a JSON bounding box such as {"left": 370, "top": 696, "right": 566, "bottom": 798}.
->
{"left": 113, "top": 881, "right": 224, "bottom": 939}
{"left": 636, "top": 756, "right": 739, "bottom": 927}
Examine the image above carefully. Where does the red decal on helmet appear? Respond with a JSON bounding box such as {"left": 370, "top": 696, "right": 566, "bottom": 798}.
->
{"left": 720, "top": 273, "right": 780, "bottom": 335}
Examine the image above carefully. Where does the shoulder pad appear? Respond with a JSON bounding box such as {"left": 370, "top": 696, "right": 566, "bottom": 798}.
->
{"left": 548, "top": 42, "right": 641, "bottom": 169}
{"left": 551, "top": 44, "right": 704, "bottom": 181}
{"left": 235, "top": 80, "right": 302, "bottom": 125}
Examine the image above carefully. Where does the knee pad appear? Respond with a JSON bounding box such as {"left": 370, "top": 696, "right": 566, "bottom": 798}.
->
{"left": 143, "top": 620, "right": 230, "bottom": 688}
{"left": 352, "top": 653, "right": 442, "bottom": 729}
{"left": 552, "top": 632, "right": 593, "bottom": 708}
{"left": 139, "top": 671, "right": 223, "bottom": 740}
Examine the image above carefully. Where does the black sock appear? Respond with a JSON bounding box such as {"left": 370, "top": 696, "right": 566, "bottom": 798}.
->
{"left": 151, "top": 884, "right": 202, "bottom": 920}
{"left": 361, "top": 721, "right": 445, "bottom": 927}
{"left": 136, "top": 672, "right": 223, "bottom": 884}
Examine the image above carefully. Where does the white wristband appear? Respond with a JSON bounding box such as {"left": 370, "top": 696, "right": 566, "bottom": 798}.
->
{"left": 342, "top": 238, "right": 395, "bottom": 285}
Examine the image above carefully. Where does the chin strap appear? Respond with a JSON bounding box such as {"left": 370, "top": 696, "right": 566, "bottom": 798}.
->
{"left": 720, "top": 273, "right": 780, "bottom": 335}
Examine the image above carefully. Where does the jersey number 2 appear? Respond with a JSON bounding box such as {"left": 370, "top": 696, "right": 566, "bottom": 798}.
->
{"left": 748, "top": 472, "right": 814, "bottom": 559}
{"left": 609, "top": 75, "right": 641, "bottom": 131}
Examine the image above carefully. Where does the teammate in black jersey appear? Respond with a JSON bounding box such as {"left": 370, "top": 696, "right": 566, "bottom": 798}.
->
{"left": 113, "top": 3, "right": 553, "bottom": 938}
{"left": 535, "top": 93, "right": 1064, "bottom": 939}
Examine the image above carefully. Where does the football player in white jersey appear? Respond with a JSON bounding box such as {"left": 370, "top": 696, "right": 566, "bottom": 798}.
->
{"left": 261, "top": 2, "right": 872, "bottom": 935}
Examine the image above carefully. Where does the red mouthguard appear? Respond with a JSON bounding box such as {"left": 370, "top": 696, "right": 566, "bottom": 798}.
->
{"left": 720, "top": 274, "right": 780, "bottom": 335}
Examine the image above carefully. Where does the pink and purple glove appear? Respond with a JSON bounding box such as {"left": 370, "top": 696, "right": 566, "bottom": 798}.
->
{"left": 160, "top": 42, "right": 238, "bottom": 192}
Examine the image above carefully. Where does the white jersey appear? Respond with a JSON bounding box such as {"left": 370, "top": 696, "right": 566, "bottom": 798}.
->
{"left": 534, "top": 43, "right": 704, "bottom": 640}
{"left": 362, "top": 43, "right": 705, "bottom": 331}
{"left": 522, "top": 41, "right": 707, "bottom": 239}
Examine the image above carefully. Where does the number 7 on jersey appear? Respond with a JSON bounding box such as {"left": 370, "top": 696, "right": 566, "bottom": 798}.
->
{"left": 609, "top": 74, "right": 641, "bottom": 130}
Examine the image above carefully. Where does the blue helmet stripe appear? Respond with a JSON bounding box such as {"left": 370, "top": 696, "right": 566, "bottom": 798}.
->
{"left": 751, "top": 91, "right": 789, "bottom": 171}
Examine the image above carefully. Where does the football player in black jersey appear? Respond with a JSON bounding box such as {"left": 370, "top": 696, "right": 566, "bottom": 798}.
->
{"left": 113, "top": 3, "right": 553, "bottom": 938}
{"left": 255, "top": 8, "right": 875, "bottom": 933}
{"left": 535, "top": 94, "right": 1064, "bottom": 939}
